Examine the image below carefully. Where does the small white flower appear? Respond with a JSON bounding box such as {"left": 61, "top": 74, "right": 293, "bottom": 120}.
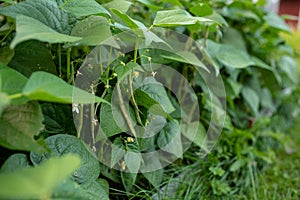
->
{"left": 92, "top": 119, "right": 98, "bottom": 126}
{"left": 72, "top": 104, "right": 79, "bottom": 114}
{"left": 92, "top": 146, "right": 97, "bottom": 152}
{"left": 76, "top": 71, "right": 83, "bottom": 77}
{"left": 151, "top": 71, "right": 157, "bottom": 77}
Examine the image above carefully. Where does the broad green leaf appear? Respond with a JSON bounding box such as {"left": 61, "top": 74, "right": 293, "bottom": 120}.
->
{"left": 22, "top": 71, "right": 108, "bottom": 104}
{"left": 0, "top": 101, "right": 45, "bottom": 152}
{"left": 241, "top": 86, "right": 259, "bottom": 115}
{"left": 0, "top": 0, "right": 75, "bottom": 34}
{"left": 100, "top": 93, "right": 136, "bottom": 137}
{"left": 227, "top": 79, "right": 242, "bottom": 97}
{"left": 190, "top": 3, "right": 213, "bottom": 17}
{"left": 1, "top": 0, "right": 15, "bottom": 4}
{"left": 114, "top": 62, "right": 142, "bottom": 82}
{"left": 278, "top": 55, "right": 298, "bottom": 84}
{"left": 0, "top": 153, "right": 30, "bottom": 173}
{"left": 229, "top": 158, "right": 246, "bottom": 172}
{"left": 8, "top": 40, "right": 57, "bottom": 77}
{"left": 140, "top": 77, "right": 175, "bottom": 114}
{"left": 260, "top": 88, "right": 274, "bottom": 110}
{"left": 111, "top": 8, "right": 139, "bottom": 30}
{"left": 80, "top": 180, "right": 110, "bottom": 200}
{"left": 71, "top": 16, "right": 118, "bottom": 47}
{"left": 52, "top": 179, "right": 109, "bottom": 200}
{"left": 121, "top": 171, "right": 137, "bottom": 192}
{"left": 209, "top": 166, "right": 225, "bottom": 176}
{"left": 111, "top": 138, "right": 126, "bottom": 168}
{"left": 157, "top": 120, "right": 183, "bottom": 156}
{"left": 136, "top": 0, "right": 163, "bottom": 10}
{"left": 222, "top": 28, "right": 246, "bottom": 51}
{"left": 251, "top": 56, "right": 273, "bottom": 70}
{"left": 181, "top": 122, "right": 206, "bottom": 149}
{"left": 142, "top": 169, "right": 163, "bottom": 189}
{"left": 153, "top": 9, "right": 213, "bottom": 27}
{"left": 103, "top": 0, "right": 132, "bottom": 13}
{"left": 100, "top": 101, "right": 125, "bottom": 137}
{"left": 124, "top": 151, "right": 142, "bottom": 173}
{"left": 161, "top": 51, "right": 209, "bottom": 72}
{"left": 216, "top": 44, "right": 254, "bottom": 69}
{"left": 30, "top": 134, "right": 100, "bottom": 184}
{"left": 61, "top": 0, "right": 110, "bottom": 17}
{"left": 0, "top": 65, "right": 27, "bottom": 95}
{"left": 111, "top": 9, "right": 167, "bottom": 46}
{"left": 0, "top": 93, "right": 10, "bottom": 115}
{"left": 264, "top": 12, "right": 290, "bottom": 32}
{"left": 134, "top": 89, "right": 170, "bottom": 118}
{"left": 0, "top": 47, "right": 14, "bottom": 65}
{"left": 10, "top": 15, "right": 81, "bottom": 48}
{"left": 0, "top": 154, "right": 81, "bottom": 200}
{"left": 144, "top": 115, "right": 166, "bottom": 137}
{"left": 41, "top": 103, "right": 77, "bottom": 135}
{"left": 161, "top": 0, "right": 182, "bottom": 6}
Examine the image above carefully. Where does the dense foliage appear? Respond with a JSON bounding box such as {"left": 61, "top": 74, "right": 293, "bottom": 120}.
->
{"left": 0, "top": 0, "right": 299, "bottom": 199}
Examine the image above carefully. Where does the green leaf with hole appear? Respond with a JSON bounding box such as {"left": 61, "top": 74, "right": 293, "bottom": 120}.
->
{"left": 0, "top": 101, "right": 45, "bottom": 152}
{"left": 153, "top": 9, "right": 213, "bottom": 27}
{"left": 22, "top": 71, "right": 108, "bottom": 104}
{"left": 0, "top": 154, "right": 81, "bottom": 200}
{"left": 62, "top": 0, "right": 110, "bottom": 17}
{"left": 10, "top": 15, "right": 81, "bottom": 48}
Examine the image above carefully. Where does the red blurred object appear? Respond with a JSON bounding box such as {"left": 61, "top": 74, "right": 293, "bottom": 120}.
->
{"left": 279, "top": 0, "right": 300, "bottom": 28}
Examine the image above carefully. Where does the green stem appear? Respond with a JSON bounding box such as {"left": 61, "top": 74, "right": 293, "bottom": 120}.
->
{"left": 77, "top": 104, "right": 83, "bottom": 138}
{"left": 249, "top": 163, "right": 258, "bottom": 200}
{"left": 99, "top": 48, "right": 103, "bottom": 75}
{"left": 130, "top": 37, "right": 143, "bottom": 126}
{"left": 59, "top": 0, "right": 70, "bottom": 9}
{"left": 116, "top": 84, "right": 138, "bottom": 139}
{"left": 204, "top": 26, "right": 209, "bottom": 48}
{"left": 9, "top": 93, "right": 22, "bottom": 100}
{"left": 133, "top": 37, "right": 139, "bottom": 63}
{"left": 67, "top": 47, "right": 71, "bottom": 83}
{"left": 94, "top": 88, "right": 108, "bottom": 116}
{"left": 58, "top": 44, "right": 62, "bottom": 77}
{"left": 0, "top": 24, "right": 14, "bottom": 44}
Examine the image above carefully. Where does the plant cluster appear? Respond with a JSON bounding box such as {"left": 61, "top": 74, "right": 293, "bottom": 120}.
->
{"left": 0, "top": 0, "right": 299, "bottom": 199}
